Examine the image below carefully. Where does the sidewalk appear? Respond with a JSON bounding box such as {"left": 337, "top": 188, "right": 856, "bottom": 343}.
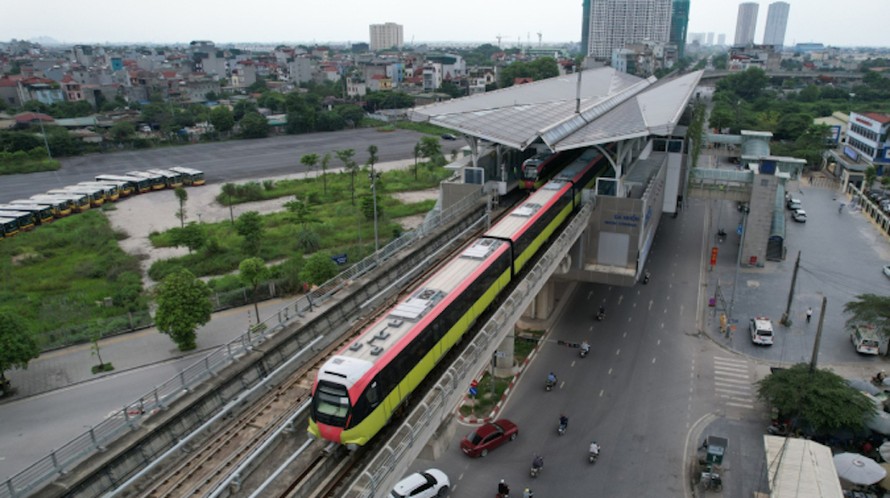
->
{"left": 3, "top": 297, "right": 293, "bottom": 401}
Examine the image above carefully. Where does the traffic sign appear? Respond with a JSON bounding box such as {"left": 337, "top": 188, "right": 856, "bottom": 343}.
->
{"left": 468, "top": 386, "right": 478, "bottom": 397}
{"left": 331, "top": 253, "right": 348, "bottom": 265}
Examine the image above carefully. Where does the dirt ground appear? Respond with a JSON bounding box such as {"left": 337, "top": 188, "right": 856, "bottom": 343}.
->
{"left": 104, "top": 159, "right": 439, "bottom": 285}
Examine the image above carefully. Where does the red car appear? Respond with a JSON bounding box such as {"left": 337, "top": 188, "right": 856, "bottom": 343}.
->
{"left": 460, "top": 419, "right": 519, "bottom": 457}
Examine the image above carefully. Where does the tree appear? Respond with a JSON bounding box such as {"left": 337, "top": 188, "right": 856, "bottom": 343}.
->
{"left": 418, "top": 136, "right": 442, "bottom": 165}
{"left": 174, "top": 186, "right": 188, "bottom": 228}
{"left": 319, "top": 152, "right": 331, "bottom": 195}
{"left": 0, "top": 312, "right": 40, "bottom": 395}
{"left": 235, "top": 211, "right": 263, "bottom": 256}
{"left": 756, "top": 363, "right": 875, "bottom": 435}
{"left": 864, "top": 166, "right": 878, "bottom": 191}
{"left": 209, "top": 106, "right": 235, "bottom": 134}
{"left": 239, "top": 257, "right": 270, "bottom": 324}
{"left": 300, "top": 253, "right": 339, "bottom": 286}
{"left": 239, "top": 111, "right": 269, "bottom": 139}
{"left": 284, "top": 197, "right": 321, "bottom": 252}
{"left": 367, "top": 144, "right": 378, "bottom": 170}
{"left": 300, "top": 153, "right": 319, "bottom": 178}
{"left": 154, "top": 269, "right": 212, "bottom": 351}
{"left": 109, "top": 122, "right": 136, "bottom": 143}
{"left": 336, "top": 149, "right": 358, "bottom": 205}
{"left": 172, "top": 222, "right": 206, "bottom": 254}
{"left": 844, "top": 294, "right": 890, "bottom": 345}
{"left": 221, "top": 183, "right": 236, "bottom": 224}
{"left": 90, "top": 328, "right": 113, "bottom": 373}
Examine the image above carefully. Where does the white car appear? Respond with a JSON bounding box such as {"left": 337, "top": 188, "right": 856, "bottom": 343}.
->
{"left": 883, "top": 265, "right": 890, "bottom": 278}
{"left": 750, "top": 317, "right": 774, "bottom": 346}
{"left": 791, "top": 209, "right": 807, "bottom": 223}
{"left": 390, "top": 468, "right": 450, "bottom": 498}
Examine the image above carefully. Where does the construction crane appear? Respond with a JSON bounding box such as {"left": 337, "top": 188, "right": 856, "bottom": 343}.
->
{"left": 537, "top": 32, "right": 542, "bottom": 47}
{"left": 496, "top": 34, "right": 502, "bottom": 49}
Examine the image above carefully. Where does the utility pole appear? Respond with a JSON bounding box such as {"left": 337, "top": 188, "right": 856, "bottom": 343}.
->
{"left": 728, "top": 205, "right": 749, "bottom": 320}
{"left": 810, "top": 296, "right": 827, "bottom": 373}
{"left": 780, "top": 251, "right": 801, "bottom": 327}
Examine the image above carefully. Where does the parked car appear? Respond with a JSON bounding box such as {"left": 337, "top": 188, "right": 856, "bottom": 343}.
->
{"left": 786, "top": 197, "right": 802, "bottom": 210}
{"left": 441, "top": 133, "right": 457, "bottom": 141}
{"left": 750, "top": 316, "right": 774, "bottom": 346}
{"left": 390, "top": 468, "right": 450, "bottom": 498}
{"left": 791, "top": 209, "right": 807, "bottom": 223}
{"left": 460, "top": 419, "right": 518, "bottom": 457}
{"left": 883, "top": 264, "right": 890, "bottom": 278}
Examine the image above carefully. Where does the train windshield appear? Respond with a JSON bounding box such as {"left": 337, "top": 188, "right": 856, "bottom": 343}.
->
{"left": 314, "top": 382, "right": 350, "bottom": 424}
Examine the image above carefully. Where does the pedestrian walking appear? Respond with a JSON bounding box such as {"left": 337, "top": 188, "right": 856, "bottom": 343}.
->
{"left": 806, "top": 307, "right": 813, "bottom": 324}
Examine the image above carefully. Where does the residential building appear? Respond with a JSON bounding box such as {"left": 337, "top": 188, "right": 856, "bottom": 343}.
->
{"left": 734, "top": 2, "right": 758, "bottom": 46}
{"left": 581, "top": 0, "right": 592, "bottom": 59}
{"left": 369, "top": 23, "right": 403, "bottom": 52}
{"left": 423, "top": 63, "right": 442, "bottom": 92}
{"left": 847, "top": 112, "right": 890, "bottom": 169}
{"left": 728, "top": 44, "right": 782, "bottom": 71}
{"left": 60, "top": 75, "right": 84, "bottom": 102}
{"left": 16, "top": 77, "right": 65, "bottom": 106}
{"left": 0, "top": 77, "right": 23, "bottom": 108}
{"left": 585, "top": 0, "right": 673, "bottom": 60}
{"left": 231, "top": 61, "right": 256, "bottom": 88}
{"left": 717, "top": 34, "right": 727, "bottom": 46}
{"left": 669, "top": 0, "right": 690, "bottom": 59}
{"left": 763, "top": 2, "right": 790, "bottom": 48}
{"left": 287, "top": 57, "right": 315, "bottom": 84}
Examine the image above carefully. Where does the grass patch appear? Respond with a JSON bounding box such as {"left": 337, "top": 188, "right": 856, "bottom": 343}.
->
{"left": 91, "top": 363, "right": 115, "bottom": 374}
{"left": 459, "top": 373, "right": 513, "bottom": 418}
{"left": 0, "top": 211, "right": 150, "bottom": 349}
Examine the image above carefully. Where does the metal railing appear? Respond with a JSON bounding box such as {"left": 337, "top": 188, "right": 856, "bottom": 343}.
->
{"left": 1, "top": 189, "right": 484, "bottom": 498}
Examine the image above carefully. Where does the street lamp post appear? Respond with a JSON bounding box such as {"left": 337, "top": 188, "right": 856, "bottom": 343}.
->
{"left": 728, "top": 205, "right": 749, "bottom": 320}
{"left": 369, "top": 167, "right": 380, "bottom": 259}
{"left": 35, "top": 117, "right": 52, "bottom": 159}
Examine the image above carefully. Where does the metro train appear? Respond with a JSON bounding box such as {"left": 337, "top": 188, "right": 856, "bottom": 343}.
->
{"left": 308, "top": 147, "right": 611, "bottom": 448}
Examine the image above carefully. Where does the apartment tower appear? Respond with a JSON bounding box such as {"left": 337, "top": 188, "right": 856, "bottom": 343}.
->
{"left": 369, "top": 22, "right": 403, "bottom": 52}
{"left": 669, "top": 0, "right": 690, "bottom": 59}
{"left": 734, "top": 2, "right": 759, "bottom": 46}
{"left": 585, "top": 0, "right": 673, "bottom": 60}
{"left": 763, "top": 2, "right": 791, "bottom": 48}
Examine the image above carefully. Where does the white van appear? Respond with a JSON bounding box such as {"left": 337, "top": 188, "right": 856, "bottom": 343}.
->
{"left": 749, "top": 317, "right": 774, "bottom": 346}
{"left": 851, "top": 324, "right": 881, "bottom": 355}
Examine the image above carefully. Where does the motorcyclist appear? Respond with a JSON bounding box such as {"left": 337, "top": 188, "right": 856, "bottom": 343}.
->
{"left": 598, "top": 305, "right": 605, "bottom": 318}
{"left": 523, "top": 488, "right": 534, "bottom": 498}
{"left": 590, "top": 441, "right": 600, "bottom": 456}
{"left": 532, "top": 454, "right": 544, "bottom": 470}
{"left": 498, "top": 479, "right": 510, "bottom": 497}
{"left": 547, "top": 372, "right": 557, "bottom": 385}
{"left": 559, "top": 414, "right": 569, "bottom": 430}
{"left": 580, "top": 341, "right": 590, "bottom": 355}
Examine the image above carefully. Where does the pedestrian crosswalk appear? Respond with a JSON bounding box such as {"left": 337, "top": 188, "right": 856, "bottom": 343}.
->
{"left": 713, "top": 356, "right": 756, "bottom": 411}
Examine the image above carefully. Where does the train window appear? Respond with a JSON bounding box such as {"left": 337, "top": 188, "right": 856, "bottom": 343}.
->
{"left": 366, "top": 381, "right": 380, "bottom": 407}
{"left": 316, "top": 384, "right": 349, "bottom": 418}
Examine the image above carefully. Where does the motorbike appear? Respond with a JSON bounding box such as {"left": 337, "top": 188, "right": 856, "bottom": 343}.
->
{"left": 530, "top": 456, "right": 544, "bottom": 478}
{"left": 558, "top": 420, "right": 567, "bottom": 436}
{"left": 643, "top": 271, "right": 650, "bottom": 284}
{"left": 589, "top": 443, "right": 600, "bottom": 463}
{"left": 545, "top": 378, "right": 556, "bottom": 391}
{"left": 717, "top": 228, "right": 726, "bottom": 243}
{"left": 872, "top": 372, "right": 887, "bottom": 386}
{"left": 767, "top": 423, "right": 789, "bottom": 437}
{"left": 596, "top": 309, "right": 605, "bottom": 321}
{"left": 580, "top": 343, "right": 590, "bottom": 358}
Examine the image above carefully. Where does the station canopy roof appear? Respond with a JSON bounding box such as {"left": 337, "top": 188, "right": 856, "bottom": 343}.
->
{"left": 410, "top": 67, "right": 704, "bottom": 153}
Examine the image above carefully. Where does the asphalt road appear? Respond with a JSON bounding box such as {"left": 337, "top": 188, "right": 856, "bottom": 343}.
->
{"left": 0, "top": 128, "right": 433, "bottom": 203}
{"left": 409, "top": 203, "right": 758, "bottom": 497}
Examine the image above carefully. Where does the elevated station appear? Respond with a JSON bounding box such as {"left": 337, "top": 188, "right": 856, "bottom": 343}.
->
{"left": 411, "top": 67, "right": 704, "bottom": 317}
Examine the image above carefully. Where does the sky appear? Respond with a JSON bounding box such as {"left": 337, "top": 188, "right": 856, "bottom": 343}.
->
{"left": 4, "top": 0, "right": 889, "bottom": 48}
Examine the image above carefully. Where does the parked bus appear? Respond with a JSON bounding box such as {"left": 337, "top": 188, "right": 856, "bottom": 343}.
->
{"left": 147, "top": 169, "right": 184, "bottom": 188}
{"left": 126, "top": 171, "right": 166, "bottom": 190}
{"left": 50, "top": 187, "right": 105, "bottom": 207}
{"left": 169, "top": 166, "right": 205, "bottom": 186}
{"left": 43, "top": 192, "right": 91, "bottom": 212}
{"left": 95, "top": 174, "right": 150, "bottom": 194}
{"left": 76, "top": 182, "right": 121, "bottom": 202}
{"left": 0, "top": 217, "right": 19, "bottom": 238}
{"left": 0, "top": 204, "right": 54, "bottom": 225}
{"left": 0, "top": 210, "right": 37, "bottom": 232}
{"left": 84, "top": 180, "right": 131, "bottom": 198}
{"left": 23, "top": 196, "right": 74, "bottom": 217}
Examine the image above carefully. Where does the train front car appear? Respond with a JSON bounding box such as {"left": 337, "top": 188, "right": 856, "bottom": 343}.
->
{"left": 308, "top": 238, "right": 511, "bottom": 448}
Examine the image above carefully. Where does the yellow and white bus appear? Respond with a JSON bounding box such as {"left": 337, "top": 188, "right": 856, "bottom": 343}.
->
{"left": 43, "top": 192, "right": 91, "bottom": 213}
{"left": 0, "top": 204, "right": 54, "bottom": 225}
{"left": 0, "top": 210, "right": 37, "bottom": 232}
{"left": 169, "top": 166, "right": 205, "bottom": 186}
{"left": 95, "top": 174, "right": 151, "bottom": 195}
{"left": 76, "top": 182, "right": 121, "bottom": 202}
{"left": 0, "top": 217, "right": 19, "bottom": 238}
{"left": 23, "top": 196, "right": 75, "bottom": 217}
{"left": 50, "top": 187, "right": 105, "bottom": 207}
{"left": 126, "top": 171, "right": 166, "bottom": 190}
{"left": 147, "top": 169, "right": 184, "bottom": 188}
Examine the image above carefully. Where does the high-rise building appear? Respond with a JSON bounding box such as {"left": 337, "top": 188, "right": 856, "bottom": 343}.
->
{"left": 717, "top": 34, "right": 727, "bottom": 46}
{"left": 706, "top": 32, "right": 715, "bottom": 46}
{"left": 763, "top": 2, "right": 790, "bottom": 48}
{"left": 734, "top": 2, "right": 759, "bottom": 46}
{"left": 585, "top": 0, "right": 673, "bottom": 60}
{"left": 581, "top": 0, "right": 592, "bottom": 60}
{"left": 369, "top": 22, "right": 403, "bottom": 52}
{"left": 669, "top": 0, "right": 689, "bottom": 59}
